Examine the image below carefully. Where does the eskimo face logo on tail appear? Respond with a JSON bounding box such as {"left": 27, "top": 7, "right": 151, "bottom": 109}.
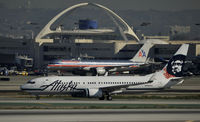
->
{"left": 138, "top": 50, "right": 146, "bottom": 57}
{"left": 166, "top": 54, "right": 186, "bottom": 78}
{"left": 171, "top": 60, "right": 183, "bottom": 74}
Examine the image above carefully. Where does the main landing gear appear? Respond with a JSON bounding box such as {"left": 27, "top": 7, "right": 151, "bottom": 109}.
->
{"left": 99, "top": 94, "right": 112, "bottom": 101}
{"left": 36, "top": 95, "right": 40, "bottom": 100}
{"left": 106, "top": 95, "right": 112, "bottom": 101}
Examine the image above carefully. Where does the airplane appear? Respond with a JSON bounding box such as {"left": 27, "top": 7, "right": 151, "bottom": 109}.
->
{"left": 47, "top": 41, "right": 154, "bottom": 76}
{"left": 20, "top": 44, "right": 189, "bottom": 100}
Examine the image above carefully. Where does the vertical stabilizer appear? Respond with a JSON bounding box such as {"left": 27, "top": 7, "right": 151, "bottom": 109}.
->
{"left": 161, "top": 44, "right": 189, "bottom": 78}
{"left": 151, "top": 44, "right": 189, "bottom": 87}
{"left": 130, "top": 42, "right": 154, "bottom": 62}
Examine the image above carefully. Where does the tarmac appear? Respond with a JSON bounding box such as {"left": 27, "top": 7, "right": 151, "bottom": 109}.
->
{"left": 0, "top": 75, "right": 200, "bottom": 122}
{"left": 0, "top": 109, "right": 200, "bottom": 122}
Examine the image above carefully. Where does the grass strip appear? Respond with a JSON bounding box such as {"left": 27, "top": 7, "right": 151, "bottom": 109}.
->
{"left": 0, "top": 103, "right": 200, "bottom": 109}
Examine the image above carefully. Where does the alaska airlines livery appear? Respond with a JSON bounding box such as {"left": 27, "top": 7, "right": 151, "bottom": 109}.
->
{"left": 21, "top": 44, "right": 189, "bottom": 100}
{"left": 47, "top": 41, "right": 154, "bottom": 76}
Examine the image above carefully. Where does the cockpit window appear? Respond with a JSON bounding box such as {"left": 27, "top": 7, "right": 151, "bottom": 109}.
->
{"left": 27, "top": 80, "right": 35, "bottom": 84}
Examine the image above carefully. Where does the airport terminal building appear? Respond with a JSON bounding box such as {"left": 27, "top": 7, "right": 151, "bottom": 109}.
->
{"left": 0, "top": 3, "right": 200, "bottom": 69}
{"left": 1, "top": 36, "right": 199, "bottom": 70}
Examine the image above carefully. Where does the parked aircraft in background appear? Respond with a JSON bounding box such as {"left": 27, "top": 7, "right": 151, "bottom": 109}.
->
{"left": 47, "top": 41, "right": 154, "bottom": 76}
{"left": 21, "top": 44, "right": 189, "bottom": 100}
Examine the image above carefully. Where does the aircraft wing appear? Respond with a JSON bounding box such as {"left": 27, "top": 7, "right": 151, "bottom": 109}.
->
{"left": 106, "top": 63, "right": 151, "bottom": 74}
{"left": 99, "top": 80, "right": 153, "bottom": 93}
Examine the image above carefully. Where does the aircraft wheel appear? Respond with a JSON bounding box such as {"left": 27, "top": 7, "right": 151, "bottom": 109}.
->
{"left": 36, "top": 95, "right": 40, "bottom": 100}
{"left": 107, "top": 96, "right": 112, "bottom": 100}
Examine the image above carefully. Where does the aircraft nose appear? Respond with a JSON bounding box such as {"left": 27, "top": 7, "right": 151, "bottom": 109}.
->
{"left": 20, "top": 85, "right": 27, "bottom": 91}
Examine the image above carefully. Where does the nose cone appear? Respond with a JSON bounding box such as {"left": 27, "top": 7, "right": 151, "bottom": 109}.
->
{"left": 20, "top": 84, "right": 31, "bottom": 91}
{"left": 20, "top": 84, "right": 26, "bottom": 91}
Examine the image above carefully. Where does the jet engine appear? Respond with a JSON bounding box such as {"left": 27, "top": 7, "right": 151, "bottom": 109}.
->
{"left": 87, "top": 88, "right": 103, "bottom": 98}
{"left": 96, "top": 67, "right": 106, "bottom": 75}
{"left": 71, "top": 88, "right": 103, "bottom": 98}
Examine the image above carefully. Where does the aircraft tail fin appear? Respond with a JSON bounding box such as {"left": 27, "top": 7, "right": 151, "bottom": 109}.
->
{"left": 130, "top": 42, "right": 154, "bottom": 63}
{"left": 150, "top": 44, "right": 189, "bottom": 86}
{"left": 161, "top": 44, "right": 189, "bottom": 78}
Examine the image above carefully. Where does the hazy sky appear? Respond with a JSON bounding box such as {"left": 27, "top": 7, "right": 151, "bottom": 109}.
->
{"left": 0, "top": 0, "right": 200, "bottom": 11}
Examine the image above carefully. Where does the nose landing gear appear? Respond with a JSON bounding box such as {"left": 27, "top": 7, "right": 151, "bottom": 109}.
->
{"left": 36, "top": 95, "right": 40, "bottom": 100}
{"left": 106, "top": 95, "right": 112, "bottom": 101}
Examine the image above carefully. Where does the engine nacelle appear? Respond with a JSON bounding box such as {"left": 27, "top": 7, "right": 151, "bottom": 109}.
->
{"left": 71, "top": 88, "right": 103, "bottom": 98}
{"left": 96, "top": 67, "right": 106, "bottom": 75}
{"left": 87, "top": 88, "right": 103, "bottom": 98}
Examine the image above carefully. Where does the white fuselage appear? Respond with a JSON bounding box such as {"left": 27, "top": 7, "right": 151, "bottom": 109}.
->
{"left": 20, "top": 74, "right": 174, "bottom": 95}
{"left": 47, "top": 60, "right": 144, "bottom": 70}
